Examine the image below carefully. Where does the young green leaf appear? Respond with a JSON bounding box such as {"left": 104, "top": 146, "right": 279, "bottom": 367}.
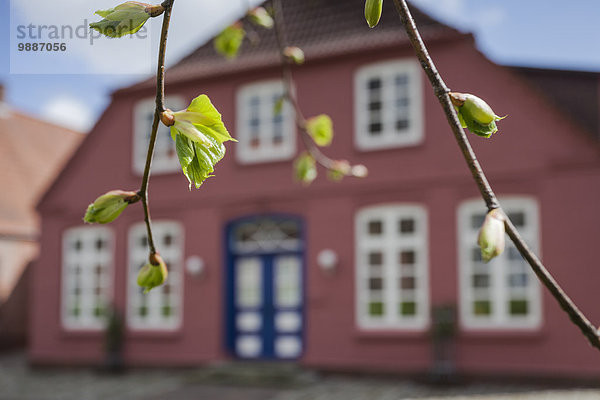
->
{"left": 169, "top": 95, "right": 235, "bottom": 189}
{"left": 90, "top": 1, "right": 154, "bottom": 38}
{"left": 294, "top": 153, "right": 317, "bottom": 185}
{"left": 214, "top": 23, "right": 246, "bottom": 59}
{"left": 364, "top": 0, "right": 383, "bottom": 28}
{"left": 273, "top": 96, "right": 285, "bottom": 116}
{"left": 306, "top": 114, "right": 334, "bottom": 147}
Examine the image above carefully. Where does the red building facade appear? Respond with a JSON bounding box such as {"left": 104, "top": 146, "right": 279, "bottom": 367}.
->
{"left": 31, "top": 0, "right": 600, "bottom": 378}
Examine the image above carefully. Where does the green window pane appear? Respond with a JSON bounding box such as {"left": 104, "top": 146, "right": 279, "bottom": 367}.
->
{"left": 369, "top": 302, "right": 384, "bottom": 316}
{"left": 138, "top": 305, "right": 148, "bottom": 317}
{"left": 473, "top": 300, "right": 491, "bottom": 316}
{"left": 400, "top": 301, "right": 416, "bottom": 316}
{"left": 509, "top": 300, "right": 528, "bottom": 315}
{"left": 162, "top": 305, "right": 172, "bottom": 317}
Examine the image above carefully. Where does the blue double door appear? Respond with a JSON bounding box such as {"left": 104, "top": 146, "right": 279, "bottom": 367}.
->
{"left": 226, "top": 218, "right": 304, "bottom": 360}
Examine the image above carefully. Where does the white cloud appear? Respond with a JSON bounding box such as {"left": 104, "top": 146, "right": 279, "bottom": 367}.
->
{"left": 9, "top": 0, "right": 264, "bottom": 75}
{"left": 42, "top": 96, "right": 95, "bottom": 132}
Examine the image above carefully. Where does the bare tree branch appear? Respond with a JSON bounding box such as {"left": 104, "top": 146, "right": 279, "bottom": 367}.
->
{"left": 138, "top": 0, "right": 175, "bottom": 255}
{"left": 392, "top": 0, "right": 600, "bottom": 349}
{"left": 272, "top": 0, "right": 364, "bottom": 177}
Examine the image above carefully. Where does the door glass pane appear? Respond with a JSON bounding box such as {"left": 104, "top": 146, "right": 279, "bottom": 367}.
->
{"left": 236, "top": 257, "right": 262, "bottom": 307}
{"left": 274, "top": 256, "right": 301, "bottom": 307}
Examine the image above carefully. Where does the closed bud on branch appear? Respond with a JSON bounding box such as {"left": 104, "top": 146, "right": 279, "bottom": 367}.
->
{"left": 364, "top": 0, "right": 383, "bottom": 28}
{"left": 83, "top": 190, "right": 140, "bottom": 224}
{"left": 351, "top": 164, "right": 369, "bottom": 178}
{"left": 137, "top": 253, "right": 168, "bottom": 293}
{"left": 248, "top": 7, "right": 274, "bottom": 29}
{"left": 450, "top": 92, "right": 505, "bottom": 138}
{"left": 160, "top": 109, "right": 175, "bottom": 127}
{"left": 283, "top": 46, "right": 305, "bottom": 65}
{"left": 477, "top": 209, "right": 505, "bottom": 263}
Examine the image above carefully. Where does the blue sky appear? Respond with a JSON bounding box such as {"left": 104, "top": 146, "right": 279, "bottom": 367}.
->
{"left": 1, "top": 0, "right": 599, "bottom": 132}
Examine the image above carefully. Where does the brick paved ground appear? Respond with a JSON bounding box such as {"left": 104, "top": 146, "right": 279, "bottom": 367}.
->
{"left": 2, "top": 352, "right": 599, "bottom": 400}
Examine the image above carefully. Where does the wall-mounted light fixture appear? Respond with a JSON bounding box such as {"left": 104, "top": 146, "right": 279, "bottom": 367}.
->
{"left": 317, "top": 249, "right": 338, "bottom": 273}
{"left": 186, "top": 256, "right": 205, "bottom": 277}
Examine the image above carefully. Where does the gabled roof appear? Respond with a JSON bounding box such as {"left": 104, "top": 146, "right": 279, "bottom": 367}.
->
{"left": 0, "top": 105, "right": 83, "bottom": 236}
{"left": 511, "top": 67, "right": 600, "bottom": 140}
{"left": 120, "top": 0, "right": 462, "bottom": 92}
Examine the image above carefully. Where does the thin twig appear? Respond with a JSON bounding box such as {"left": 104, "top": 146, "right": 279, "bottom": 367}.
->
{"left": 271, "top": 0, "right": 359, "bottom": 175}
{"left": 392, "top": 0, "right": 600, "bottom": 349}
{"left": 138, "top": 0, "right": 175, "bottom": 255}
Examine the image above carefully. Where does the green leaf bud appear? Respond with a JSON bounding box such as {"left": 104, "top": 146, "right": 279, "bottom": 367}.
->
{"left": 294, "top": 153, "right": 317, "bottom": 185}
{"left": 283, "top": 46, "right": 305, "bottom": 65}
{"left": 137, "top": 253, "right": 168, "bottom": 293}
{"left": 364, "top": 0, "right": 383, "bottom": 28}
{"left": 214, "top": 23, "right": 246, "bottom": 59}
{"left": 351, "top": 164, "right": 369, "bottom": 178}
{"left": 477, "top": 209, "right": 505, "bottom": 263}
{"left": 450, "top": 92, "right": 506, "bottom": 138}
{"left": 248, "top": 7, "right": 274, "bottom": 29}
{"left": 90, "top": 1, "right": 156, "bottom": 38}
{"left": 83, "top": 190, "right": 140, "bottom": 224}
{"left": 306, "top": 114, "right": 333, "bottom": 147}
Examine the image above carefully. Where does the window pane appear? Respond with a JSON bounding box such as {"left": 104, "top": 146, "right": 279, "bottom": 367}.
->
{"left": 473, "top": 300, "right": 491, "bottom": 316}
{"left": 369, "top": 278, "right": 383, "bottom": 290}
{"left": 398, "top": 218, "right": 415, "bottom": 234}
{"left": 368, "top": 220, "right": 383, "bottom": 235}
{"left": 507, "top": 211, "right": 525, "bottom": 228}
{"left": 400, "top": 301, "right": 416, "bottom": 316}
{"left": 369, "top": 251, "right": 383, "bottom": 266}
{"left": 400, "top": 277, "right": 415, "bottom": 290}
{"left": 399, "top": 250, "right": 415, "bottom": 265}
{"left": 472, "top": 274, "right": 490, "bottom": 288}
{"left": 369, "top": 302, "right": 384, "bottom": 316}
{"left": 509, "top": 299, "right": 528, "bottom": 315}
{"left": 470, "top": 214, "right": 485, "bottom": 229}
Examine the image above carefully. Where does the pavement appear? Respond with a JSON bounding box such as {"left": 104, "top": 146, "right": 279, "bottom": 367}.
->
{"left": 2, "top": 352, "right": 600, "bottom": 400}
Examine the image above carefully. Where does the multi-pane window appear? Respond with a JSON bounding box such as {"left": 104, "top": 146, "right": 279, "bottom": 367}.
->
{"left": 133, "top": 97, "right": 185, "bottom": 174}
{"left": 458, "top": 198, "right": 541, "bottom": 329}
{"left": 236, "top": 80, "right": 295, "bottom": 163}
{"left": 355, "top": 205, "right": 429, "bottom": 330}
{"left": 62, "top": 227, "right": 113, "bottom": 330}
{"left": 354, "top": 59, "right": 423, "bottom": 150}
{"left": 128, "top": 221, "right": 184, "bottom": 330}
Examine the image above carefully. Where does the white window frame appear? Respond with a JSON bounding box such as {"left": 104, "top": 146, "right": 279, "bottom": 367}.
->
{"left": 132, "top": 96, "right": 186, "bottom": 175}
{"left": 61, "top": 226, "right": 114, "bottom": 330}
{"left": 458, "top": 197, "right": 542, "bottom": 330}
{"left": 354, "top": 59, "right": 423, "bottom": 151}
{"left": 236, "top": 80, "right": 296, "bottom": 164}
{"left": 127, "top": 221, "right": 184, "bottom": 330}
{"left": 355, "top": 204, "right": 429, "bottom": 330}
